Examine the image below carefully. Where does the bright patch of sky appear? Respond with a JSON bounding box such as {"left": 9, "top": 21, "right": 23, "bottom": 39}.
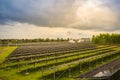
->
{"left": 0, "top": 0, "right": 120, "bottom": 39}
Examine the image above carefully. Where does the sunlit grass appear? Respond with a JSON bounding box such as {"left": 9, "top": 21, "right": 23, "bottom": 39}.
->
{"left": 0, "top": 45, "right": 119, "bottom": 80}
{"left": 0, "top": 46, "right": 18, "bottom": 64}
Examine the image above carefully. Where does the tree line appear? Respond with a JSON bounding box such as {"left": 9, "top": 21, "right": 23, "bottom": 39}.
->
{"left": 92, "top": 33, "right": 120, "bottom": 44}
{"left": 0, "top": 38, "right": 68, "bottom": 44}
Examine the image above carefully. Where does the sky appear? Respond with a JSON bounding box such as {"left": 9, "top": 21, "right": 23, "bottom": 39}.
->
{"left": 0, "top": 0, "right": 120, "bottom": 39}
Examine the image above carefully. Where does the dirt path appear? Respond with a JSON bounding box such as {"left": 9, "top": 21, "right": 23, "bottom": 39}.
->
{"left": 76, "top": 58, "right": 120, "bottom": 78}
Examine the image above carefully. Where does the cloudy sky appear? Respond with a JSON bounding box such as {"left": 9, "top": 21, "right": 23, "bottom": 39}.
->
{"left": 0, "top": 0, "right": 120, "bottom": 39}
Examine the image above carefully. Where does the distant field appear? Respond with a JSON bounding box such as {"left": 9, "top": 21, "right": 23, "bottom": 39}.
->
{"left": 0, "top": 42, "right": 120, "bottom": 80}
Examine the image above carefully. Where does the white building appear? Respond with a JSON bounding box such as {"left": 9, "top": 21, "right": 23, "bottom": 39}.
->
{"left": 68, "top": 39, "right": 75, "bottom": 43}
{"left": 68, "top": 38, "right": 91, "bottom": 43}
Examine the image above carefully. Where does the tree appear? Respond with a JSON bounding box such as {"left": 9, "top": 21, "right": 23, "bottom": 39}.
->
{"left": 92, "top": 33, "right": 120, "bottom": 44}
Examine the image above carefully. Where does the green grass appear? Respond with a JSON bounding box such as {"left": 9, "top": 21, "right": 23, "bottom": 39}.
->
{"left": 4, "top": 46, "right": 115, "bottom": 68}
{"left": 0, "top": 46, "right": 18, "bottom": 64}
{"left": 40, "top": 50, "right": 120, "bottom": 79}
{"left": 0, "top": 45, "right": 119, "bottom": 80}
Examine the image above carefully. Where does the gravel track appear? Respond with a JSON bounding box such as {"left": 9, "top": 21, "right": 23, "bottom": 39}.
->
{"left": 76, "top": 58, "right": 120, "bottom": 79}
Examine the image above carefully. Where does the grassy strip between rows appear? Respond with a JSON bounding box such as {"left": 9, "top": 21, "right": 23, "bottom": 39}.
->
{"left": 75, "top": 53, "right": 120, "bottom": 80}
{"left": 8, "top": 45, "right": 109, "bottom": 60}
{"left": 1, "top": 51, "right": 119, "bottom": 80}
{"left": 8, "top": 47, "right": 97, "bottom": 61}
{"left": 4, "top": 46, "right": 116, "bottom": 68}
{"left": 0, "top": 46, "right": 18, "bottom": 64}
{"left": 9, "top": 44, "right": 95, "bottom": 57}
{"left": 19, "top": 49, "right": 114, "bottom": 74}
{"left": 8, "top": 45, "right": 112, "bottom": 60}
{"left": 7, "top": 47, "right": 114, "bottom": 73}
{"left": 41, "top": 50, "right": 120, "bottom": 80}
{"left": 0, "top": 46, "right": 119, "bottom": 80}
{"left": 3, "top": 46, "right": 114, "bottom": 68}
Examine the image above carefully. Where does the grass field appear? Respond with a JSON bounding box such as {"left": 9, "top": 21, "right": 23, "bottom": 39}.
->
{"left": 0, "top": 46, "right": 18, "bottom": 64}
{"left": 0, "top": 43, "right": 120, "bottom": 80}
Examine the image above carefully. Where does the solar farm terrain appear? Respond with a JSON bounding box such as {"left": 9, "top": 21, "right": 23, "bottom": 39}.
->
{"left": 1, "top": 0, "right": 120, "bottom": 80}
{"left": 0, "top": 42, "right": 120, "bottom": 80}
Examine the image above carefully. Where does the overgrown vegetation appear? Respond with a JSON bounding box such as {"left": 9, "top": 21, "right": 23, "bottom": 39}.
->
{"left": 0, "top": 46, "right": 17, "bottom": 64}
{"left": 0, "top": 43, "right": 120, "bottom": 80}
{"left": 92, "top": 33, "right": 120, "bottom": 44}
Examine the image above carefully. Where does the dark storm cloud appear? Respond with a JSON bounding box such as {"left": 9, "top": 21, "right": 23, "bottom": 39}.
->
{"left": 0, "top": 0, "right": 120, "bottom": 31}
{"left": 0, "top": 0, "right": 75, "bottom": 27}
